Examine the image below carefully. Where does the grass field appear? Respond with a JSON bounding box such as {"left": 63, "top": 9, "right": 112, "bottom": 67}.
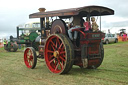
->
{"left": 0, "top": 42, "right": 128, "bottom": 85}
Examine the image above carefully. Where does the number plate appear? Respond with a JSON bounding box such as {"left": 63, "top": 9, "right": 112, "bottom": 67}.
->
{"left": 92, "top": 34, "right": 100, "bottom": 38}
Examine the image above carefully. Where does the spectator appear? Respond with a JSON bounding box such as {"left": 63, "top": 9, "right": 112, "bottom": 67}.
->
{"left": 3, "top": 38, "right": 7, "bottom": 48}
{"left": 83, "top": 17, "right": 91, "bottom": 32}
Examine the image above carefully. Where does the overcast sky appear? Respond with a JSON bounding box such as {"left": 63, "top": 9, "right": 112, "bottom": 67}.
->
{"left": 0, "top": 0, "right": 128, "bottom": 39}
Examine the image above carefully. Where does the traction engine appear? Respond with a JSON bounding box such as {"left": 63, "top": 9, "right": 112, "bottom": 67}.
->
{"left": 23, "top": 5, "right": 114, "bottom": 74}
{"left": 24, "top": 19, "right": 104, "bottom": 74}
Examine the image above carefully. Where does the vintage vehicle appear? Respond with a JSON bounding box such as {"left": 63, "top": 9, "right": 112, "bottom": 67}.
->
{"left": 24, "top": 5, "right": 114, "bottom": 74}
{"left": 4, "top": 26, "right": 40, "bottom": 52}
{"left": 24, "top": 22, "right": 40, "bottom": 28}
{"left": 118, "top": 29, "right": 128, "bottom": 41}
{"left": 102, "top": 33, "right": 118, "bottom": 44}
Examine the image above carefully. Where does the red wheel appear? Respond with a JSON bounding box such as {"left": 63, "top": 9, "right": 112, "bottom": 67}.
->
{"left": 24, "top": 47, "right": 37, "bottom": 69}
{"left": 45, "top": 34, "right": 74, "bottom": 74}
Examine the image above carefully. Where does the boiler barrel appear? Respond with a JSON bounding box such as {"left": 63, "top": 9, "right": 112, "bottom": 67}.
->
{"left": 17, "top": 40, "right": 30, "bottom": 44}
{"left": 35, "top": 36, "right": 46, "bottom": 46}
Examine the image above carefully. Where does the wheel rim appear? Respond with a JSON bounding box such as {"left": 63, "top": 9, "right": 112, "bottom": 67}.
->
{"left": 24, "top": 48, "right": 34, "bottom": 68}
{"left": 45, "top": 35, "right": 66, "bottom": 73}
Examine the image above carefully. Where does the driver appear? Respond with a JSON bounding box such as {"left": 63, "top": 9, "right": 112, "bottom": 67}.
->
{"left": 68, "top": 16, "right": 81, "bottom": 40}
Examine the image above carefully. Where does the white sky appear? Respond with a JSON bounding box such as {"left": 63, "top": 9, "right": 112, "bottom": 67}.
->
{"left": 0, "top": 0, "right": 128, "bottom": 39}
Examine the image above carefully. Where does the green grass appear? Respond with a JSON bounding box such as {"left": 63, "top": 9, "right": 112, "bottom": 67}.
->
{"left": 0, "top": 42, "right": 128, "bottom": 85}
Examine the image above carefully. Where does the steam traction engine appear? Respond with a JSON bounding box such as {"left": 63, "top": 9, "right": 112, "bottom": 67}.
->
{"left": 4, "top": 27, "right": 40, "bottom": 52}
{"left": 24, "top": 6, "right": 114, "bottom": 74}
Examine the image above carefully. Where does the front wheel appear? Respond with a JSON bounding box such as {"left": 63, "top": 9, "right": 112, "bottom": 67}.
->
{"left": 44, "top": 34, "right": 74, "bottom": 74}
{"left": 24, "top": 47, "right": 37, "bottom": 69}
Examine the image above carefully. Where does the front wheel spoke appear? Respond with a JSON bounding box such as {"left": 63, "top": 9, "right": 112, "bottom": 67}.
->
{"left": 26, "top": 56, "right": 29, "bottom": 60}
{"left": 27, "top": 53, "right": 30, "bottom": 57}
{"left": 27, "top": 54, "right": 30, "bottom": 57}
{"left": 29, "top": 59, "right": 33, "bottom": 66}
{"left": 28, "top": 59, "right": 31, "bottom": 65}
{"left": 30, "top": 53, "right": 33, "bottom": 57}
{"left": 27, "top": 58, "right": 30, "bottom": 62}
{"left": 27, "top": 55, "right": 31, "bottom": 61}
{"left": 28, "top": 50, "right": 31, "bottom": 55}
{"left": 29, "top": 60, "right": 31, "bottom": 65}
{"left": 30, "top": 52, "right": 32, "bottom": 56}
{"left": 32, "top": 60, "right": 34, "bottom": 64}
{"left": 29, "top": 56, "right": 32, "bottom": 61}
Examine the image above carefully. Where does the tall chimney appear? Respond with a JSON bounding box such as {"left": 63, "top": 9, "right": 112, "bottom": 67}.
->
{"left": 38, "top": 8, "right": 46, "bottom": 12}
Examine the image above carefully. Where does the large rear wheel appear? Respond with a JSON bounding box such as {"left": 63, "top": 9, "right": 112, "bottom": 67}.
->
{"left": 24, "top": 47, "right": 37, "bottom": 69}
{"left": 44, "top": 34, "right": 74, "bottom": 74}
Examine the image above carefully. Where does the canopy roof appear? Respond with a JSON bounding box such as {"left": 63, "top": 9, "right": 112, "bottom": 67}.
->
{"left": 29, "top": 5, "right": 114, "bottom": 18}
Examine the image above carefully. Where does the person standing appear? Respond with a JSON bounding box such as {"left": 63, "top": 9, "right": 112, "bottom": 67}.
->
{"left": 3, "top": 38, "right": 7, "bottom": 48}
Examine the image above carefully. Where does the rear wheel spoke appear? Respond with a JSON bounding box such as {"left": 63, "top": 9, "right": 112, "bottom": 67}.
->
{"left": 51, "top": 45, "right": 55, "bottom": 51}
{"left": 50, "top": 40, "right": 56, "bottom": 47}
{"left": 55, "top": 40, "right": 58, "bottom": 49}
{"left": 49, "top": 58, "right": 55, "bottom": 64}
{"left": 47, "top": 50, "right": 54, "bottom": 53}
{"left": 56, "top": 37, "right": 60, "bottom": 46}
{"left": 60, "top": 56, "right": 65, "bottom": 61}
{"left": 60, "top": 51, "right": 65, "bottom": 54}
{"left": 49, "top": 55, "right": 54, "bottom": 60}
{"left": 55, "top": 63, "right": 59, "bottom": 71}
{"left": 58, "top": 60, "right": 63, "bottom": 70}
{"left": 55, "top": 59, "right": 57, "bottom": 65}
{"left": 58, "top": 43, "right": 63, "bottom": 50}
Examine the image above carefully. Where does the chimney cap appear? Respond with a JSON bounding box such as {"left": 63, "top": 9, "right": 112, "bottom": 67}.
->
{"left": 38, "top": 8, "right": 46, "bottom": 12}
